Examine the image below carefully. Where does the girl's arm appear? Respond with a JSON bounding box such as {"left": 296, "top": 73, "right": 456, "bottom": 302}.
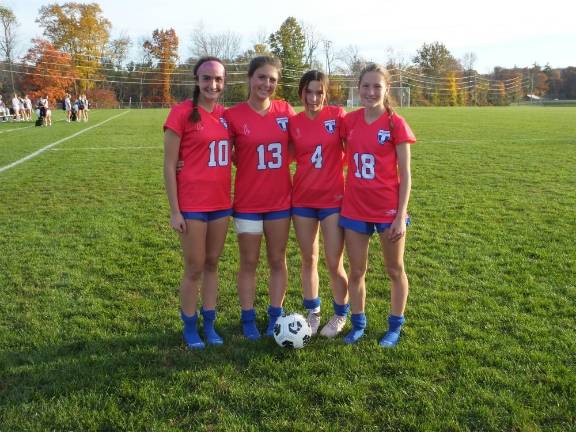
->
{"left": 388, "top": 142, "right": 411, "bottom": 241}
{"left": 163, "top": 129, "right": 186, "bottom": 233}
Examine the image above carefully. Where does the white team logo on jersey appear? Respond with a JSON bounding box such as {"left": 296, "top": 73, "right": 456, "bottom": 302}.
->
{"left": 276, "top": 117, "right": 289, "bottom": 132}
{"left": 377, "top": 129, "right": 391, "bottom": 145}
{"left": 324, "top": 119, "right": 336, "bottom": 134}
{"left": 219, "top": 117, "right": 228, "bottom": 129}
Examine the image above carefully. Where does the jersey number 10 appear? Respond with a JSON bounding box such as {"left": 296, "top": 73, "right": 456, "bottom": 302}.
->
{"left": 208, "top": 140, "right": 229, "bottom": 167}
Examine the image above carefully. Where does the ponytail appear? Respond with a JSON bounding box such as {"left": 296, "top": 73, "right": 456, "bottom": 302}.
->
{"left": 384, "top": 94, "right": 395, "bottom": 131}
{"left": 189, "top": 85, "right": 201, "bottom": 123}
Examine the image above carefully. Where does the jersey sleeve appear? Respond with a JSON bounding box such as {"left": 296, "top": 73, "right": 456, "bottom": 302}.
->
{"left": 391, "top": 113, "right": 417, "bottom": 145}
{"left": 287, "top": 103, "right": 296, "bottom": 117}
{"left": 163, "top": 104, "right": 185, "bottom": 137}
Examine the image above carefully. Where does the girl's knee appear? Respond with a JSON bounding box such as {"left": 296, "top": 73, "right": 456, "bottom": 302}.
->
{"left": 301, "top": 253, "right": 318, "bottom": 270}
{"left": 204, "top": 255, "right": 219, "bottom": 273}
{"left": 183, "top": 267, "right": 203, "bottom": 282}
{"left": 386, "top": 263, "right": 406, "bottom": 281}
{"left": 349, "top": 266, "right": 367, "bottom": 283}
{"left": 268, "top": 255, "right": 287, "bottom": 272}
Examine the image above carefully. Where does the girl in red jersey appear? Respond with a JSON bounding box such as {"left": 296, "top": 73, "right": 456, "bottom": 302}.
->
{"left": 288, "top": 70, "right": 349, "bottom": 337}
{"left": 163, "top": 57, "right": 232, "bottom": 349}
{"left": 340, "top": 63, "right": 416, "bottom": 347}
{"left": 224, "top": 56, "right": 295, "bottom": 339}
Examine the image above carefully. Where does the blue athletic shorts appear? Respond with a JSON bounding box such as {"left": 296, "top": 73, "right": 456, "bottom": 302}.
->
{"left": 292, "top": 207, "right": 340, "bottom": 221}
{"left": 339, "top": 215, "right": 410, "bottom": 235}
{"left": 234, "top": 209, "right": 291, "bottom": 221}
{"left": 181, "top": 208, "right": 233, "bottom": 222}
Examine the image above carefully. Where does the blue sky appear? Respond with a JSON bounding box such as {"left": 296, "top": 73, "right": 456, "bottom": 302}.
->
{"left": 5, "top": 0, "right": 576, "bottom": 73}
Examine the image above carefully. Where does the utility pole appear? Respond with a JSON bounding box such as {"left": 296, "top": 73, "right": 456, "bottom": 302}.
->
{"left": 323, "top": 40, "right": 332, "bottom": 76}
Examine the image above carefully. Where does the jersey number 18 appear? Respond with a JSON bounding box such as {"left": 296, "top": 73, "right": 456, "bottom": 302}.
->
{"left": 353, "top": 153, "right": 375, "bottom": 179}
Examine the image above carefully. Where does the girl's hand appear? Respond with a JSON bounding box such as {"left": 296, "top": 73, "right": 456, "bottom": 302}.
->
{"left": 387, "top": 215, "right": 406, "bottom": 242}
{"left": 170, "top": 212, "right": 187, "bottom": 233}
{"left": 176, "top": 160, "right": 184, "bottom": 173}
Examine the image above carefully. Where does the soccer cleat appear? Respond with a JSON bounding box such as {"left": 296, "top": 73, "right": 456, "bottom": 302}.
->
{"left": 343, "top": 328, "right": 365, "bottom": 344}
{"left": 265, "top": 306, "right": 284, "bottom": 337}
{"left": 319, "top": 314, "right": 347, "bottom": 338}
{"left": 379, "top": 330, "right": 401, "bottom": 348}
{"left": 241, "top": 309, "right": 261, "bottom": 341}
{"left": 306, "top": 312, "right": 322, "bottom": 335}
{"left": 379, "top": 315, "right": 405, "bottom": 348}
{"left": 180, "top": 311, "right": 205, "bottom": 350}
{"left": 201, "top": 308, "right": 224, "bottom": 346}
{"left": 343, "top": 313, "right": 367, "bottom": 345}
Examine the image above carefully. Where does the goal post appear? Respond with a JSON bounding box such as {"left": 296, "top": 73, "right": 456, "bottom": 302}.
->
{"left": 347, "top": 86, "right": 410, "bottom": 108}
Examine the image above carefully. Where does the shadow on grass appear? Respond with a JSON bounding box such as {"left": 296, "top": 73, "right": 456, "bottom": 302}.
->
{"left": 0, "top": 320, "right": 342, "bottom": 408}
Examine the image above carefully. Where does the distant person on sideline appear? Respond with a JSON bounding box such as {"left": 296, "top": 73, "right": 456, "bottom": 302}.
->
{"left": 38, "top": 95, "right": 52, "bottom": 126}
{"left": 163, "top": 56, "right": 232, "bottom": 350}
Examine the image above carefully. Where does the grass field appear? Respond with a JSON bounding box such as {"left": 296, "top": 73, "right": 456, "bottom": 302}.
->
{"left": 0, "top": 106, "right": 575, "bottom": 431}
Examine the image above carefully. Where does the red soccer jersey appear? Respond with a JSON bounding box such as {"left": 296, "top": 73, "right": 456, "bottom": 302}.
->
{"left": 289, "top": 105, "right": 346, "bottom": 208}
{"left": 341, "top": 109, "right": 416, "bottom": 223}
{"left": 163, "top": 100, "right": 231, "bottom": 212}
{"left": 224, "top": 100, "right": 295, "bottom": 212}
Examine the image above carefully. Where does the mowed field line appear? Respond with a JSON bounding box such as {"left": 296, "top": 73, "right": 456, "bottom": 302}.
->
{"left": 0, "top": 111, "right": 130, "bottom": 174}
{"left": 0, "top": 124, "right": 35, "bottom": 134}
{"left": 49, "top": 146, "right": 162, "bottom": 151}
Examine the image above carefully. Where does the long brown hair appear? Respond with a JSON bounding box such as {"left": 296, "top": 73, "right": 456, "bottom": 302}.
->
{"left": 358, "top": 63, "right": 395, "bottom": 129}
{"left": 189, "top": 56, "right": 225, "bottom": 124}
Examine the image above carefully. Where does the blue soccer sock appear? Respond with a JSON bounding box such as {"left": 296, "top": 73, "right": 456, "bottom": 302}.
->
{"left": 265, "top": 305, "right": 284, "bottom": 337}
{"left": 241, "top": 309, "right": 260, "bottom": 341}
{"left": 201, "top": 307, "right": 223, "bottom": 346}
{"left": 180, "top": 310, "right": 205, "bottom": 349}
{"left": 344, "top": 312, "right": 367, "bottom": 344}
{"left": 333, "top": 300, "right": 350, "bottom": 317}
{"left": 303, "top": 297, "right": 321, "bottom": 314}
{"left": 379, "top": 315, "right": 405, "bottom": 348}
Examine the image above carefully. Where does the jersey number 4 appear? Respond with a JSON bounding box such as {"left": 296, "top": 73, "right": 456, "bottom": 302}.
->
{"left": 311, "top": 145, "right": 323, "bottom": 169}
{"left": 353, "top": 153, "right": 375, "bottom": 179}
{"left": 257, "top": 143, "right": 282, "bottom": 170}
{"left": 208, "top": 140, "right": 229, "bottom": 167}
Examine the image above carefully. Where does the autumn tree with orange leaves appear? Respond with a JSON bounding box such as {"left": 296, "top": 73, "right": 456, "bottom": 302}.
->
{"left": 143, "top": 29, "right": 179, "bottom": 104}
{"left": 20, "top": 38, "right": 77, "bottom": 101}
{"left": 37, "top": 2, "right": 111, "bottom": 93}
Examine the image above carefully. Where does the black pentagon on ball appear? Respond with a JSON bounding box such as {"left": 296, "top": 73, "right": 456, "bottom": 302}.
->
{"left": 273, "top": 323, "right": 281, "bottom": 336}
{"left": 302, "top": 334, "right": 311, "bottom": 345}
{"left": 288, "top": 321, "right": 302, "bottom": 335}
{"left": 282, "top": 340, "right": 294, "bottom": 348}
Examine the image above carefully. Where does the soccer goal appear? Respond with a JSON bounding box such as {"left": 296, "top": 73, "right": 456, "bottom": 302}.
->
{"left": 347, "top": 86, "right": 411, "bottom": 108}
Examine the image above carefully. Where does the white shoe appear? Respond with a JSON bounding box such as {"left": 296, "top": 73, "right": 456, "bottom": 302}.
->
{"left": 319, "top": 314, "right": 347, "bottom": 338}
{"left": 306, "top": 312, "right": 321, "bottom": 336}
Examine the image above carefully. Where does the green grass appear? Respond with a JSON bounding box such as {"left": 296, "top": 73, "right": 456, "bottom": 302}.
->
{"left": 1, "top": 107, "right": 575, "bottom": 431}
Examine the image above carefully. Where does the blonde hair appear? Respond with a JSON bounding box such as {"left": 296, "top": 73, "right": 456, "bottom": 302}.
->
{"left": 358, "top": 63, "right": 395, "bottom": 129}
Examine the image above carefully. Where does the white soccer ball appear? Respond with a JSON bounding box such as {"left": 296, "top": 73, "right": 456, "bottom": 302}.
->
{"left": 273, "top": 313, "right": 312, "bottom": 349}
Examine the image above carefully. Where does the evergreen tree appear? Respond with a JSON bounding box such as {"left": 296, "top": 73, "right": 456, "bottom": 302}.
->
{"left": 269, "top": 17, "right": 306, "bottom": 104}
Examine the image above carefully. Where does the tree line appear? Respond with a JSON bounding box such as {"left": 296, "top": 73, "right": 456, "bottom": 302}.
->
{"left": 1, "top": 3, "right": 574, "bottom": 107}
